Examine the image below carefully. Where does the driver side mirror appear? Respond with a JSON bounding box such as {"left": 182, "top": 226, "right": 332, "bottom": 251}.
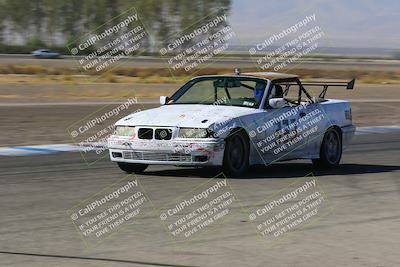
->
{"left": 269, "top": 98, "right": 286, "bottom": 109}
{"left": 160, "top": 96, "right": 169, "bottom": 105}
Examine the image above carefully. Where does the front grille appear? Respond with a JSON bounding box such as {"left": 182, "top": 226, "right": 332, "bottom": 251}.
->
{"left": 138, "top": 128, "right": 153, "bottom": 139}
{"left": 122, "top": 151, "right": 192, "bottom": 162}
{"left": 155, "top": 128, "right": 172, "bottom": 140}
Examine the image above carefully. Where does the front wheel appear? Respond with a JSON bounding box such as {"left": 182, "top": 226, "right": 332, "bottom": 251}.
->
{"left": 312, "top": 128, "right": 342, "bottom": 168}
{"left": 117, "top": 162, "right": 148, "bottom": 173}
{"left": 223, "top": 130, "right": 250, "bottom": 177}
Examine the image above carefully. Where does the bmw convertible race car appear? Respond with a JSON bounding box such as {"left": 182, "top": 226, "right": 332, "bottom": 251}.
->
{"left": 108, "top": 70, "right": 355, "bottom": 177}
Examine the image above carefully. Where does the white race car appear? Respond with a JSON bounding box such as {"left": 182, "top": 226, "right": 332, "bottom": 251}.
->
{"left": 108, "top": 71, "right": 355, "bottom": 177}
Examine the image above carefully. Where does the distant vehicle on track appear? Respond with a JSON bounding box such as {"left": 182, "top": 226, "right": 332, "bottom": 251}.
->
{"left": 31, "top": 49, "right": 61, "bottom": 58}
{"left": 108, "top": 70, "right": 356, "bottom": 177}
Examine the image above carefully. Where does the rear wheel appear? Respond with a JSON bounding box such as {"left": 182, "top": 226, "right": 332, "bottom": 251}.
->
{"left": 223, "top": 130, "right": 250, "bottom": 177}
{"left": 312, "top": 128, "right": 342, "bottom": 168}
{"left": 117, "top": 162, "right": 148, "bottom": 173}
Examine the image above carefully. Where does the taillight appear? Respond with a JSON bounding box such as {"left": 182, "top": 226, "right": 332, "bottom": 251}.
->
{"left": 345, "top": 109, "right": 352, "bottom": 120}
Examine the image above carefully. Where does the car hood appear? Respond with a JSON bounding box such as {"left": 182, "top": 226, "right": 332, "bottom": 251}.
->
{"left": 116, "top": 104, "right": 259, "bottom": 128}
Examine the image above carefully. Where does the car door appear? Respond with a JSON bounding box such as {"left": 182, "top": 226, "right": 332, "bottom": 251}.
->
{"left": 249, "top": 106, "right": 301, "bottom": 165}
{"left": 257, "top": 79, "right": 307, "bottom": 164}
{"left": 271, "top": 106, "right": 303, "bottom": 161}
{"left": 299, "top": 101, "right": 331, "bottom": 158}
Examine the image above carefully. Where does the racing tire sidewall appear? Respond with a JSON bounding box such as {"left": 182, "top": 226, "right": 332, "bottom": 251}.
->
{"left": 317, "top": 128, "right": 342, "bottom": 168}
{"left": 223, "top": 130, "right": 250, "bottom": 177}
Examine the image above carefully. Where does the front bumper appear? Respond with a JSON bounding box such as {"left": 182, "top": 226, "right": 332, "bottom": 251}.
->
{"left": 108, "top": 136, "right": 225, "bottom": 166}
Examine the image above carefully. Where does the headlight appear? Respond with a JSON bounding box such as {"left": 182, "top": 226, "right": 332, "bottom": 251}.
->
{"left": 178, "top": 128, "right": 211, "bottom": 138}
{"left": 114, "top": 126, "right": 136, "bottom": 137}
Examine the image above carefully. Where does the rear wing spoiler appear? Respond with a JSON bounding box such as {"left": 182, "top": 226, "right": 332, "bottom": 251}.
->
{"left": 282, "top": 78, "right": 355, "bottom": 100}
{"left": 301, "top": 78, "right": 355, "bottom": 98}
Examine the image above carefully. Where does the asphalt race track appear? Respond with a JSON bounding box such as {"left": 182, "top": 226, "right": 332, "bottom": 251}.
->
{"left": 1, "top": 54, "right": 400, "bottom": 71}
{"left": 0, "top": 132, "right": 399, "bottom": 267}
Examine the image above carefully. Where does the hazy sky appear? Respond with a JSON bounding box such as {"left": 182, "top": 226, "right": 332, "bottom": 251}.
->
{"left": 229, "top": 0, "right": 399, "bottom": 48}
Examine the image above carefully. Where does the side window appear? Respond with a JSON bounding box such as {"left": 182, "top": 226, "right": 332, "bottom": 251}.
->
{"left": 269, "top": 84, "right": 284, "bottom": 99}
{"left": 282, "top": 82, "right": 301, "bottom": 103}
{"left": 265, "top": 79, "right": 304, "bottom": 108}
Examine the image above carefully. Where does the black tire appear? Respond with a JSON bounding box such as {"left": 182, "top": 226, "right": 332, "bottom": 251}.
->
{"left": 117, "top": 162, "right": 148, "bottom": 173}
{"left": 223, "top": 130, "right": 250, "bottom": 177}
{"left": 312, "top": 128, "right": 342, "bottom": 168}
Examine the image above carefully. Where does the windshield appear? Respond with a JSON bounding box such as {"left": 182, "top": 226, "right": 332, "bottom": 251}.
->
{"left": 169, "top": 77, "right": 267, "bottom": 108}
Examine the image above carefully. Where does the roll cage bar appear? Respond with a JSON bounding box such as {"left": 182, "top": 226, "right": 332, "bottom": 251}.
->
{"left": 270, "top": 77, "right": 355, "bottom": 105}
